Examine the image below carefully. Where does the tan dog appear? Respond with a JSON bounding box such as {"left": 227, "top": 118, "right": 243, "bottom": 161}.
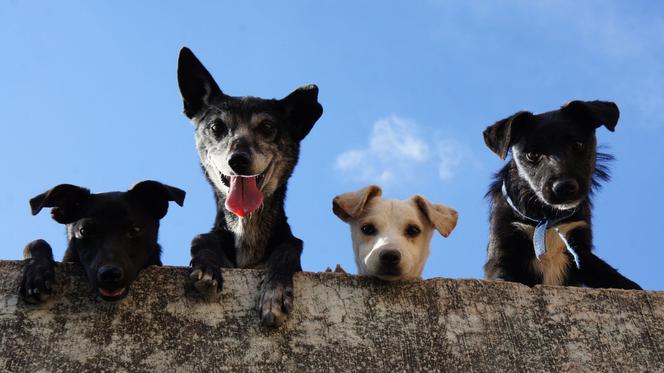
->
{"left": 333, "top": 185, "right": 458, "bottom": 280}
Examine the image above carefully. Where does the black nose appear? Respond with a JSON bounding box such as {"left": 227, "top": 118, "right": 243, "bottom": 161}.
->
{"left": 552, "top": 179, "right": 579, "bottom": 199}
{"left": 97, "top": 265, "right": 124, "bottom": 283}
{"left": 379, "top": 250, "right": 401, "bottom": 266}
{"left": 228, "top": 152, "right": 251, "bottom": 174}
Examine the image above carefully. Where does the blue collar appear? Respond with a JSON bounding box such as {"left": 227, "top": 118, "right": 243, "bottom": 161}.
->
{"left": 501, "top": 181, "right": 580, "bottom": 268}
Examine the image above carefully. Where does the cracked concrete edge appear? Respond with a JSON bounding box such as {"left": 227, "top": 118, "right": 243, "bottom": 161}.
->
{"left": 0, "top": 260, "right": 663, "bottom": 372}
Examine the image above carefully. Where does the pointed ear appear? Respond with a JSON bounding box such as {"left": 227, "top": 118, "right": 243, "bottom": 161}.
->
{"left": 483, "top": 111, "right": 533, "bottom": 159}
{"left": 127, "top": 180, "right": 186, "bottom": 219}
{"left": 561, "top": 100, "right": 619, "bottom": 132}
{"left": 29, "top": 184, "right": 91, "bottom": 224}
{"left": 411, "top": 195, "right": 458, "bottom": 237}
{"left": 177, "top": 47, "right": 223, "bottom": 119}
{"left": 332, "top": 185, "right": 382, "bottom": 222}
{"left": 281, "top": 84, "right": 323, "bottom": 140}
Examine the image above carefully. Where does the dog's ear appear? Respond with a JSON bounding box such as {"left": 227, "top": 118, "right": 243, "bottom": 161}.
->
{"left": 411, "top": 196, "right": 458, "bottom": 237}
{"left": 562, "top": 100, "right": 620, "bottom": 132}
{"left": 282, "top": 84, "right": 323, "bottom": 141}
{"left": 483, "top": 111, "right": 533, "bottom": 159}
{"left": 30, "top": 184, "right": 91, "bottom": 224}
{"left": 177, "top": 47, "right": 223, "bottom": 119}
{"left": 127, "top": 180, "right": 186, "bottom": 219}
{"left": 332, "top": 185, "right": 382, "bottom": 222}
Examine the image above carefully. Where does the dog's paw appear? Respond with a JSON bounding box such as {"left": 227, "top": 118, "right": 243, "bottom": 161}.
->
{"left": 20, "top": 258, "right": 56, "bottom": 304}
{"left": 188, "top": 265, "right": 222, "bottom": 302}
{"left": 258, "top": 280, "right": 294, "bottom": 327}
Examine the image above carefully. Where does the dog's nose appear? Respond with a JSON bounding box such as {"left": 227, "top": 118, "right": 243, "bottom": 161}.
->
{"left": 97, "top": 265, "right": 124, "bottom": 283}
{"left": 552, "top": 179, "right": 579, "bottom": 199}
{"left": 379, "top": 250, "right": 401, "bottom": 266}
{"left": 228, "top": 152, "right": 251, "bottom": 174}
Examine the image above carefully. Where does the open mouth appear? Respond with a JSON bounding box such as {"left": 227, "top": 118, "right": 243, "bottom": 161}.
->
{"left": 551, "top": 201, "right": 582, "bottom": 211}
{"left": 98, "top": 287, "right": 128, "bottom": 301}
{"left": 546, "top": 196, "right": 584, "bottom": 211}
{"left": 220, "top": 171, "right": 269, "bottom": 217}
{"left": 220, "top": 172, "right": 266, "bottom": 189}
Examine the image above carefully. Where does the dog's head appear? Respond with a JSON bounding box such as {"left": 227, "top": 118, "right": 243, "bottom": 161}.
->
{"left": 333, "top": 185, "right": 458, "bottom": 281}
{"left": 483, "top": 100, "right": 619, "bottom": 210}
{"left": 177, "top": 47, "right": 323, "bottom": 218}
{"left": 29, "top": 181, "right": 185, "bottom": 301}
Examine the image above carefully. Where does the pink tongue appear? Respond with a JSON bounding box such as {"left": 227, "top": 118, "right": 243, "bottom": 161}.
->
{"left": 225, "top": 176, "right": 264, "bottom": 217}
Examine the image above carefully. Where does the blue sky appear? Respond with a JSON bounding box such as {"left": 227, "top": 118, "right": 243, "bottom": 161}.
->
{"left": 1, "top": 1, "right": 663, "bottom": 290}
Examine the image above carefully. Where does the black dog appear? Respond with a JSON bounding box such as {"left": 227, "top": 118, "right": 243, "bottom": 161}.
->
{"left": 21, "top": 181, "right": 185, "bottom": 303}
{"left": 177, "top": 47, "right": 323, "bottom": 326}
{"left": 483, "top": 100, "right": 640, "bottom": 289}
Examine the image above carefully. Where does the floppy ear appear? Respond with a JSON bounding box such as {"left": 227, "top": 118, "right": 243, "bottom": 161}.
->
{"left": 483, "top": 111, "right": 533, "bottom": 159}
{"left": 177, "top": 47, "right": 224, "bottom": 119}
{"left": 411, "top": 195, "right": 458, "bottom": 237}
{"left": 561, "top": 100, "right": 619, "bottom": 132}
{"left": 332, "top": 185, "right": 382, "bottom": 222}
{"left": 127, "top": 180, "right": 186, "bottom": 219}
{"left": 29, "top": 184, "right": 91, "bottom": 224}
{"left": 281, "top": 84, "right": 323, "bottom": 141}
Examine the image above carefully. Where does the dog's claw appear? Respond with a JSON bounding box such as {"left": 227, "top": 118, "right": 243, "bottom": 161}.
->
{"left": 258, "top": 281, "right": 294, "bottom": 327}
{"left": 189, "top": 265, "right": 222, "bottom": 302}
{"left": 189, "top": 269, "right": 203, "bottom": 281}
{"left": 20, "top": 257, "right": 56, "bottom": 304}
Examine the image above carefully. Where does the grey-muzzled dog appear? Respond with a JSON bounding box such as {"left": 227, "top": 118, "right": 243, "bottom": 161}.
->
{"left": 177, "top": 47, "right": 323, "bottom": 326}
{"left": 483, "top": 100, "right": 640, "bottom": 289}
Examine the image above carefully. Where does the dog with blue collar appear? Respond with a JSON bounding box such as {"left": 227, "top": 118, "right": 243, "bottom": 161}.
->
{"left": 482, "top": 100, "right": 641, "bottom": 289}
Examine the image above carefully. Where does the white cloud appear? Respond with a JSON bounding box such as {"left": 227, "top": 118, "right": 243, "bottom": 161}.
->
{"left": 436, "top": 139, "right": 464, "bottom": 181}
{"left": 369, "top": 116, "right": 430, "bottom": 162}
{"left": 335, "top": 115, "right": 477, "bottom": 185}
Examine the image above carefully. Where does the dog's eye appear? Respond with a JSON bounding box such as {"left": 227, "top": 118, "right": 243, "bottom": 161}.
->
{"left": 208, "top": 119, "right": 226, "bottom": 134}
{"left": 574, "top": 141, "right": 585, "bottom": 152}
{"left": 360, "top": 224, "right": 376, "bottom": 235}
{"left": 78, "top": 226, "right": 94, "bottom": 237}
{"left": 525, "top": 152, "right": 541, "bottom": 162}
{"left": 129, "top": 225, "right": 142, "bottom": 237}
{"left": 258, "top": 120, "right": 276, "bottom": 136}
{"left": 405, "top": 225, "right": 421, "bottom": 238}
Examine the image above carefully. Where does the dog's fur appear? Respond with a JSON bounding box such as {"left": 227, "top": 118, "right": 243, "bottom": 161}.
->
{"left": 483, "top": 100, "right": 640, "bottom": 289}
{"left": 177, "top": 47, "right": 323, "bottom": 326}
{"left": 20, "top": 181, "right": 185, "bottom": 303}
{"left": 333, "top": 185, "right": 458, "bottom": 280}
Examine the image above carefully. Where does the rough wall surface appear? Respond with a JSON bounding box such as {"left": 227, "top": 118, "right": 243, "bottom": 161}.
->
{"left": 0, "top": 260, "right": 662, "bottom": 372}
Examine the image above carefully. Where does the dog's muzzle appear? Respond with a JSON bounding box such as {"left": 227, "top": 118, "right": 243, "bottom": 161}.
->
{"left": 377, "top": 249, "right": 402, "bottom": 276}
{"left": 96, "top": 264, "right": 129, "bottom": 301}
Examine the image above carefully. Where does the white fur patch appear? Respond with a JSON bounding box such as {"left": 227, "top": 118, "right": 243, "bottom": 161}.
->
{"left": 511, "top": 148, "right": 549, "bottom": 204}
{"left": 511, "top": 148, "right": 581, "bottom": 211}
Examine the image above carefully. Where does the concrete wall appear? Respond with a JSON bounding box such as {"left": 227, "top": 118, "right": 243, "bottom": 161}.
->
{"left": 0, "top": 260, "right": 662, "bottom": 372}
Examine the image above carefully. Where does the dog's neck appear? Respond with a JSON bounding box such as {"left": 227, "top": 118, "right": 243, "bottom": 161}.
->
{"left": 214, "top": 186, "right": 287, "bottom": 268}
